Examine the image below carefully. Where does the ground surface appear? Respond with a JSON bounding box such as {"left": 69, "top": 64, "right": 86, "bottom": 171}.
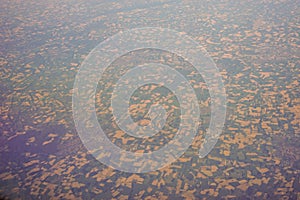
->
{"left": 0, "top": 0, "right": 299, "bottom": 199}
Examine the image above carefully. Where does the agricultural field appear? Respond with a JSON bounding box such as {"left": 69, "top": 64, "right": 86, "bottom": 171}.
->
{"left": 0, "top": 0, "right": 299, "bottom": 199}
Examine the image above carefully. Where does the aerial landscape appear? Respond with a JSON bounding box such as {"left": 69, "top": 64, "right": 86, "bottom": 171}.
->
{"left": 0, "top": 0, "right": 299, "bottom": 199}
